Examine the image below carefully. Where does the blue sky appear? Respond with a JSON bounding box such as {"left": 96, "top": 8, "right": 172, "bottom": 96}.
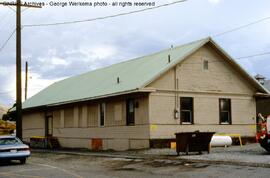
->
{"left": 0, "top": 0, "right": 270, "bottom": 106}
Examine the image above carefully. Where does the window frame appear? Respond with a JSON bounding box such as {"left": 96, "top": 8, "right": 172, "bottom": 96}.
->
{"left": 126, "top": 99, "right": 135, "bottom": 126}
{"left": 99, "top": 102, "right": 106, "bottom": 127}
{"left": 219, "top": 98, "right": 232, "bottom": 125}
{"left": 203, "top": 60, "right": 209, "bottom": 70}
{"left": 180, "top": 97, "right": 194, "bottom": 124}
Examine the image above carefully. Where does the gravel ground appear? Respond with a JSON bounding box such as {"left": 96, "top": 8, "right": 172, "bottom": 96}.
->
{"left": 179, "top": 143, "right": 270, "bottom": 165}
{"left": 138, "top": 143, "right": 270, "bottom": 166}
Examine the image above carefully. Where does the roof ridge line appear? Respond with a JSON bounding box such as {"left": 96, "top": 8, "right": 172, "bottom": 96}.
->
{"left": 61, "top": 37, "right": 211, "bottom": 82}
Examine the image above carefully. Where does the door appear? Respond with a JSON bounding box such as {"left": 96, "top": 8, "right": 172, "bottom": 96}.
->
{"left": 48, "top": 116, "right": 53, "bottom": 136}
{"left": 45, "top": 115, "right": 53, "bottom": 137}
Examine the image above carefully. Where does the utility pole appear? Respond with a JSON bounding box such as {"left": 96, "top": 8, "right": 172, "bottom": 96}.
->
{"left": 0, "top": 1, "right": 41, "bottom": 140}
{"left": 25, "top": 61, "right": 28, "bottom": 100}
{"left": 16, "top": 0, "right": 22, "bottom": 140}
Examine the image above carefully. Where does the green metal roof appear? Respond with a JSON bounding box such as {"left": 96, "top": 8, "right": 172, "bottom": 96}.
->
{"left": 22, "top": 37, "right": 269, "bottom": 110}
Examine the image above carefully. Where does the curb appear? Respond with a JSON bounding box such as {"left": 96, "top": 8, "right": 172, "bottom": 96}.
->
{"left": 31, "top": 149, "right": 145, "bottom": 160}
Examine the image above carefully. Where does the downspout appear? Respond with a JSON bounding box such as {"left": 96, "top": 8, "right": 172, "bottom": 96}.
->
{"left": 174, "top": 66, "right": 179, "bottom": 119}
{"left": 44, "top": 109, "right": 49, "bottom": 148}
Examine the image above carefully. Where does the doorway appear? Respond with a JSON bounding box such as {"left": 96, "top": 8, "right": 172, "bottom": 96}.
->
{"left": 126, "top": 99, "right": 135, "bottom": 126}
{"left": 45, "top": 115, "right": 53, "bottom": 137}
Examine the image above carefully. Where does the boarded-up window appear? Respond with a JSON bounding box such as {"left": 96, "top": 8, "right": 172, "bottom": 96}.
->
{"left": 53, "top": 110, "right": 60, "bottom": 128}
{"left": 114, "top": 103, "right": 122, "bottom": 121}
{"left": 88, "top": 105, "right": 98, "bottom": 127}
{"left": 64, "top": 107, "right": 74, "bottom": 128}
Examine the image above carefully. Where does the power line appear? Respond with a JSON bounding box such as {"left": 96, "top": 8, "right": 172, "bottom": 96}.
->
{"left": 236, "top": 52, "right": 270, "bottom": 60}
{"left": 0, "top": 9, "right": 13, "bottom": 32}
{"left": 213, "top": 16, "right": 270, "bottom": 37}
{"left": 21, "top": 0, "right": 270, "bottom": 40}
{"left": 23, "top": 0, "right": 188, "bottom": 27}
{"left": 182, "top": 51, "right": 270, "bottom": 65}
{"left": 0, "top": 9, "right": 10, "bottom": 25}
{"left": 184, "top": 52, "right": 269, "bottom": 64}
{"left": 0, "top": 28, "right": 16, "bottom": 52}
{"left": 38, "top": 51, "right": 270, "bottom": 70}
{"left": 7, "top": 5, "right": 16, "bottom": 13}
{"left": 0, "top": 87, "right": 43, "bottom": 95}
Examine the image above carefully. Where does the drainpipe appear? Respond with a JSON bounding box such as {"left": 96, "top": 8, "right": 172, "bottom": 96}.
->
{"left": 174, "top": 66, "right": 179, "bottom": 119}
{"left": 44, "top": 109, "right": 49, "bottom": 148}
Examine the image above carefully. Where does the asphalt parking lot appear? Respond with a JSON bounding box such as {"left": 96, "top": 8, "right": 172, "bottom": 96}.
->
{"left": 141, "top": 143, "right": 270, "bottom": 167}
{"left": 1, "top": 145, "right": 270, "bottom": 178}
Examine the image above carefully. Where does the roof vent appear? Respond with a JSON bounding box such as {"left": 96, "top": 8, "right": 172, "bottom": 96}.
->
{"left": 117, "top": 77, "right": 120, "bottom": 84}
{"left": 168, "top": 55, "right": 171, "bottom": 63}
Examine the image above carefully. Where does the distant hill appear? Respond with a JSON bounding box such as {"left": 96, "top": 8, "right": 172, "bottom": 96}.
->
{"left": 0, "top": 104, "right": 8, "bottom": 119}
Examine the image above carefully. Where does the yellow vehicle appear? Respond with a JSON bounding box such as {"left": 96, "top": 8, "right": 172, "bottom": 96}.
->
{"left": 0, "top": 120, "right": 16, "bottom": 135}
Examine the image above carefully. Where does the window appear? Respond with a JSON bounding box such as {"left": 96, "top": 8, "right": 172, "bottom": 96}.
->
{"left": 0, "top": 137, "right": 22, "bottom": 145}
{"left": 126, "top": 99, "right": 135, "bottom": 126}
{"left": 203, "top": 60, "right": 208, "bottom": 70}
{"left": 180, "top": 97, "right": 193, "bottom": 124}
{"left": 219, "top": 98, "right": 231, "bottom": 124}
{"left": 99, "top": 103, "right": 106, "bottom": 127}
{"left": 64, "top": 108, "right": 74, "bottom": 128}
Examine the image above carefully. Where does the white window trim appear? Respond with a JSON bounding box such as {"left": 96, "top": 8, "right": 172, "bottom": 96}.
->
{"left": 219, "top": 99, "right": 232, "bottom": 125}
{"left": 181, "top": 110, "right": 193, "bottom": 124}
{"left": 220, "top": 112, "right": 231, "bottom": 125}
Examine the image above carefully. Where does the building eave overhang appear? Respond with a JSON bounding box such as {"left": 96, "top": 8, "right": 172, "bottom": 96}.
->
{"left": 254, "top": 92, "right": 270, "bottom": 98}
{"left": 21, "top": 88, "right": 153, "bottom": 112}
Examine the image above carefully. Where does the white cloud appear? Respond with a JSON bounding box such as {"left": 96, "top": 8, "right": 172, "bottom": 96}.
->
{"left": 79, "top": 45, "right": 117, "bottom": 61}
{"left": 37, "top": 56, "right": 69, "bottom": 74}
{"left": 208, "top": 0, "right": 222, "bottom": 4}
{"left": 0, "top": 65, "right": 16, "bottom": 106}
{"left": 24, "top": 72, "right": 66, "bottom": 101}
{"left": 0, "top": 65, "right": 65, "bottom": 106}
{"left": 1, "top": 0, "right": 270, "bottom": 106}
{"left": 51, "top": 57, "right": 69, "bottom": 66}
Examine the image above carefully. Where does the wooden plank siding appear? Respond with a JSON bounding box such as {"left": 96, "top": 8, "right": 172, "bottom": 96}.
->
{"left": 22, "top": 95, "right": 150, "bottom": 150}
{"left": 22, "top": 43, "right": 261, "bottom": 150}
{"left": 148, "top": 44, "right": 257, "bottom": 138}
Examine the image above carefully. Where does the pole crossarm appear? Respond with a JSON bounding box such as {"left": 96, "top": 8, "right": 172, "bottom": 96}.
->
{"left": 0, "top": 2, "right": 42, "bottom": 8}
